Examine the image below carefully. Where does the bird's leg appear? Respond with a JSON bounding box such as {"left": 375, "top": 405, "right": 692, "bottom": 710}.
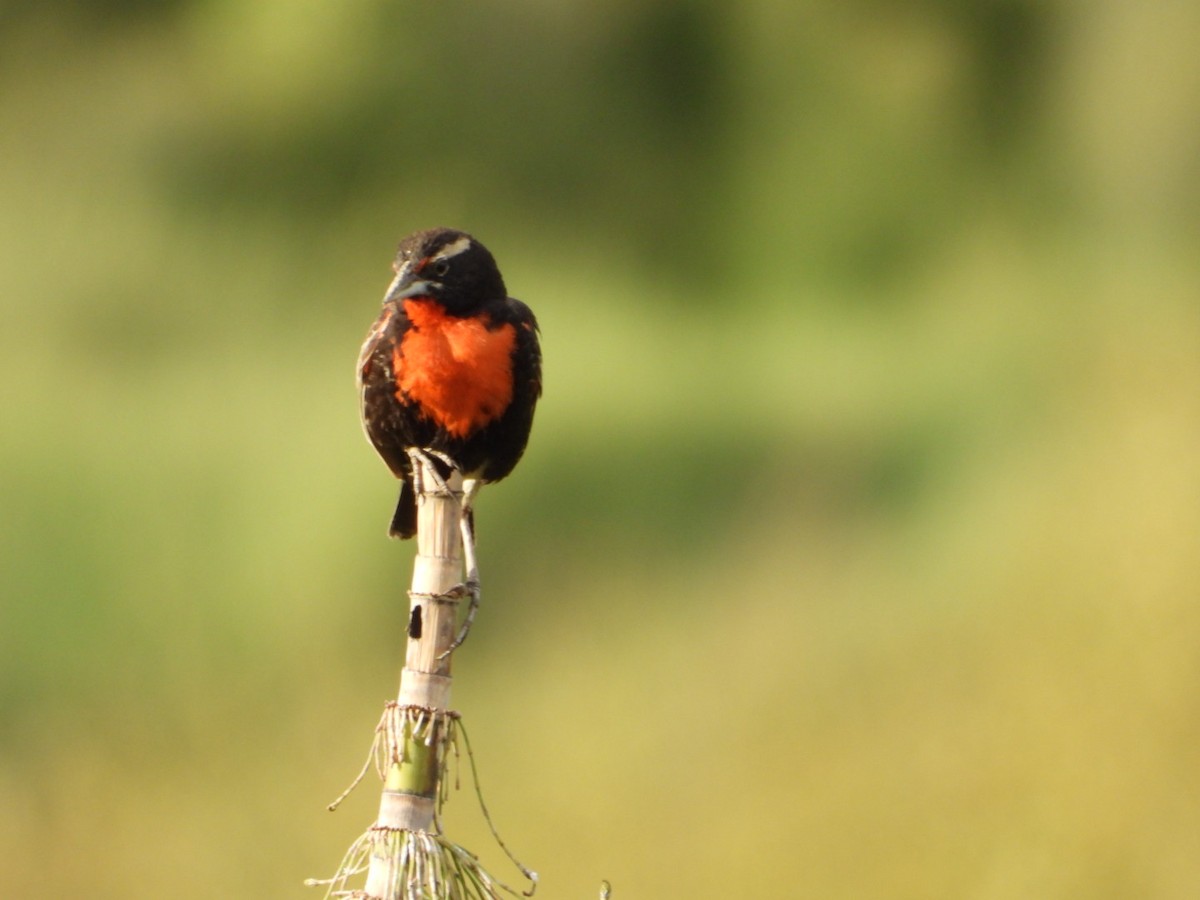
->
{"left": 405, "top": 448, "right": 434, "bottom": 497}
{"left": 461, "top": 476, "right": 480, "bottom": 537}
{"left": 437, "top": 478, "right": 482, "bottom": 660}
{"left": 405, "top": 447, "right": 457, "bottom": 497}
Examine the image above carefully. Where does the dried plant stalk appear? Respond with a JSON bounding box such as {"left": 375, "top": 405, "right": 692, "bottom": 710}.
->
{"left": 363, "top": 460, "right": 465, "bottom": 896}
{"left": 312, "top": 456, "right": 536, "bottom": 900}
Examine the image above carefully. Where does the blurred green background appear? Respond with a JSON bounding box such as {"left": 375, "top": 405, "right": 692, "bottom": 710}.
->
{"left": 3, "top": 1, "right": 1200, "bottom": 896}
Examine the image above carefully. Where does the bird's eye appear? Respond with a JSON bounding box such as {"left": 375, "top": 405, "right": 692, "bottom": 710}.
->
{"left": 433, "top": 260, "right": 450, "bottom": 278}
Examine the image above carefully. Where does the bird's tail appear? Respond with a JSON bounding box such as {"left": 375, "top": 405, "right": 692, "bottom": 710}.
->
{"left": 389, "top": 479, "right": 418, "bottom": 539}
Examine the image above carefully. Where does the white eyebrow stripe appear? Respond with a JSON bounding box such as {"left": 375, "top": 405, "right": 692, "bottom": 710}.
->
{"left": 431, "top": 236, "right": 473, "bottom": 262}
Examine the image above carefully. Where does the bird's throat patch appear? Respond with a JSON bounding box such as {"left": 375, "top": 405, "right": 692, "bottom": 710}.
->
{"left": 396, "top": 299, "right": 516, "bottom": 438}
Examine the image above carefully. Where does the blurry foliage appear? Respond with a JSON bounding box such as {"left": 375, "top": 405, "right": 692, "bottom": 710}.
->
{"left": 3, "top": 0, "right": 1200, "bottom": 897}
{"left": 155, "top": 0, "right": 738, "bottom": 289}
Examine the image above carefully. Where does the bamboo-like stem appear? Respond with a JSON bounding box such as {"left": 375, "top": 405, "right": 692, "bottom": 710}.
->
{"left": 364, "top": 460, "right": 464, "bottom": 896}
{"left": 311, "top": 455, "right": 537, "bottom": 899}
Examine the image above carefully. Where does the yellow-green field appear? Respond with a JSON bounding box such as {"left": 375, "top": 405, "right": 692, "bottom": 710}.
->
{"left": 3, "top": 3, "right": 1199, "bottom": 897}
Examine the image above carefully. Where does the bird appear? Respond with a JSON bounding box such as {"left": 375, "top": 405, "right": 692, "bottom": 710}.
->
{"left": 357, "top": 227, "right": 542, "bottom": 540}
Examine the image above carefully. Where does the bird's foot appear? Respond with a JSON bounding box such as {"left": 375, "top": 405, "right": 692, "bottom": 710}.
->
{"left": 405, "top": 447, "right": 460, "bottom": 497}
{"left": 436, "top": 577, "right": 481, "bottom": 660}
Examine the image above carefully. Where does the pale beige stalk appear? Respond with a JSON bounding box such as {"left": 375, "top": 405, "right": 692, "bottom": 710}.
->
{"left": 363, "top": 461, "right": 464, "bottom": 897}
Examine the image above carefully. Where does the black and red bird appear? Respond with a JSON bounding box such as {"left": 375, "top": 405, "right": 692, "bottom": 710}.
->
{"left": 357, "top": 228, "right": 542, "bottom": 538}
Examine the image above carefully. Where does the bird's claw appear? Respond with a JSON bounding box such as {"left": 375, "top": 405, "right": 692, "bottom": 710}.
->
{"left": 437, "top": 578, "right": 481, "bottom": 660}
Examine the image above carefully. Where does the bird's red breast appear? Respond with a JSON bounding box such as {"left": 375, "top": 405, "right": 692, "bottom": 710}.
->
{"left": 395, "top": 298, "right": 517, "bottom": 439}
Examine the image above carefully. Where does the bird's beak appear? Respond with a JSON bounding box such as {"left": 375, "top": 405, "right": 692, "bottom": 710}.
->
{"left": 382, "top": 262, "right": 434, "bottom": 304}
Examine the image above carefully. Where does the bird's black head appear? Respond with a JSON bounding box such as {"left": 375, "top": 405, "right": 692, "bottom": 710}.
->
{"left": 383, "top": 227, "right": 507, "bottom": 316}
